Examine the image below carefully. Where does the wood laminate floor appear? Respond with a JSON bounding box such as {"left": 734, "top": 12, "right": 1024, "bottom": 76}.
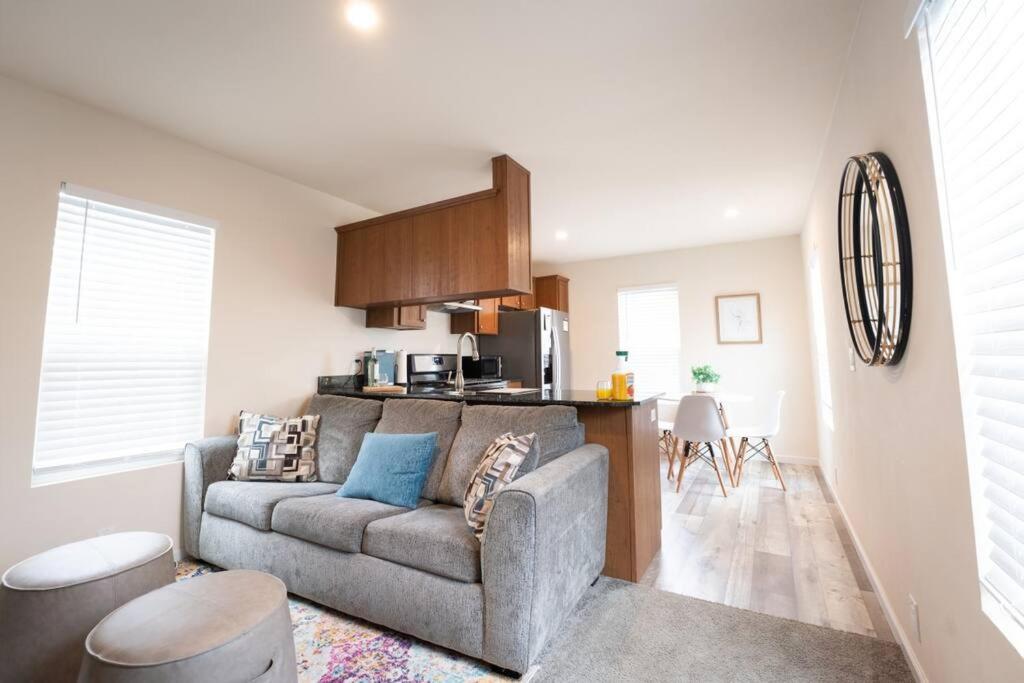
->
{"left": 639, "top": 455, "right": 895, "bottom": 641}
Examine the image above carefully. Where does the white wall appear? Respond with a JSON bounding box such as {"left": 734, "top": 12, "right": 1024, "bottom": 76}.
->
{"left": 538, "top": 235, "right": 817, "bottom": 460}
{"left": 0, "top": 75, "right": 459, "bottom": 570}
{"left": 800, "top": 1, "right": 1024, "bottom": 680}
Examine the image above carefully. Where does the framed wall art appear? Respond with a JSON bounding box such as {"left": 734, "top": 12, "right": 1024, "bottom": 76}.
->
{"left": 716, "top": 293, "right": 762, "bottom": 344}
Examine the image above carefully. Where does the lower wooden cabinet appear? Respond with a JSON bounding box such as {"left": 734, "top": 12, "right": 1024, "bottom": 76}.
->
{"left": 576, "top": 399, "right": 662, "bottom": 581}
{"left": 365, "top": 305, "right": 427, "bottom": 330}
{"left": 450, "top": 298, "right": 499, "bottom": 335}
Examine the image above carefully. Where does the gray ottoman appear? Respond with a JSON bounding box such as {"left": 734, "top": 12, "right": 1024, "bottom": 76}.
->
{"left": 79, "top": 569, "right": 297, "bottom": 683}
{"left": 0, "top": 531, "right": 175, "bottom": 683}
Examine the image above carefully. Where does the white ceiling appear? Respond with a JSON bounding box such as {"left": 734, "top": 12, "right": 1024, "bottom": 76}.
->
{"left": 0, "top": 0, "right": 861, "bottom": 264}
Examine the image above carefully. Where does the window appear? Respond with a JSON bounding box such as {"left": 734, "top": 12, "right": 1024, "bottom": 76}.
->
{"left": 617, "top": 285, "right": 681, "bottom": 398}
{"left": 33, "top": 184, "right": 215, "bottom": 483}
{"left": 809, "top": 248, "right": 835, "bottom": 431}
{"left": 917, "top": 0, "right": 1024, "bottom": 652}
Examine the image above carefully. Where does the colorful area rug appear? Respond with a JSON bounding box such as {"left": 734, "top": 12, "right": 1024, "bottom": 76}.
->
{"left": 175, "top": 560, "right": 509, "bottom": 683}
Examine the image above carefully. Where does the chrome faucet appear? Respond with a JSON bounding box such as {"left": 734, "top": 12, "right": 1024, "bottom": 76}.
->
{"left": 453, "top": 333, "right": 479, "bottom": 394}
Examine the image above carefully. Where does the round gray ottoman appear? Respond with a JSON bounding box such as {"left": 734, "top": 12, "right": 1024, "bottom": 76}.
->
{"left": 79, "top": 569, "right": 297, "bottom": 683}
{"left": 0, "top": 531, "right": 174, "bottom": 683}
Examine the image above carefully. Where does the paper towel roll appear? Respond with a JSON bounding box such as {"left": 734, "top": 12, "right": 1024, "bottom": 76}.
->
{"left": 395, "top": 350, "right": 407, "bottom": 385}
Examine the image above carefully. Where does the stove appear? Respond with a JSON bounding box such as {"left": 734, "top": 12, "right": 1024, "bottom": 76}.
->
{"left": 406, "top": 354, "right": 507, "bottom": 393}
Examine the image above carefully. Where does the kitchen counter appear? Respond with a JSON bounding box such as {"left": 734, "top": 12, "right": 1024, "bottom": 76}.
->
{"left": 316, "top": 374, "right": 664, "bottom": 583}
{"left": 317, "top": 376, "right": 662, "bottom": 407}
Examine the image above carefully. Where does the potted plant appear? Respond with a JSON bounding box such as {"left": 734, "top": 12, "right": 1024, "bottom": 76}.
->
{"left": 691, "top": 364, "right": 720, "bottom": 393}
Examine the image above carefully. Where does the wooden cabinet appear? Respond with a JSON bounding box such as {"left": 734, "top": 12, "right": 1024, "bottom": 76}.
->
{"left": 533, "top": 275, "right": 569, "bottom": 313}
{"left": 499, "top": 290, "right": 535, "bottom": 310}
{"left": 576, "top": 399, "right": 662, "bottom": 582}
{"left": 335, "top": 155, "right": 532, "bottom": 309}
{"left": 450, "top": 298, "right": 499, "bottom": 335}
{"left": 365, "top": 305, "right": 426, "bottom": 330}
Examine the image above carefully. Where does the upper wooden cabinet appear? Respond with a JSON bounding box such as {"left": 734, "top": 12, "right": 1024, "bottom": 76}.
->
{"left": 365, "top": 305, "right": 427, "bottom": 330}
{"left": 450, "top": 298, "right": 499, "bottom": 335}
{"left": 534, "top": 275, "right": 569, "bottom": 313}
{"left": 499, "top": 291, "right": 535, "bottom": 310}
{"left": 334, "top": 155, "right": 532, "bottom": 309}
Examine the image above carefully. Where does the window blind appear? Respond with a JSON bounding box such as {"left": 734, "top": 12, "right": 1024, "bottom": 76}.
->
{"left": 33, "top": 186, "right": 215, "bottom": 478}
{"left": 921, "top": 0, "right": 1024, "bottom": 639}
{"left": 617, "top": 285, "right": 681, "bottom": 398}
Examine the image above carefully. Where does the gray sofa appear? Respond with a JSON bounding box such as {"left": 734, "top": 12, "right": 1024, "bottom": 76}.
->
{"left": 182, "top": 396, "right": 609, "bottom": 673}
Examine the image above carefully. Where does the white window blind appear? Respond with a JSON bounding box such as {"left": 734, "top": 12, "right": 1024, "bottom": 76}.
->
{"left": 920, "top": 0, "right": 1024, "bottom": 646}
{"left": 33, "top": 185, "right": 215, "bottom": 480}
{"left": 617, "top": 285, "right": 681, "bottom": 398}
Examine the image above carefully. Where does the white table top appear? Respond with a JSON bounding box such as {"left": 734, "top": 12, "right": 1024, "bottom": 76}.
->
{"left": 658, "top": 392, "right": 753, "bottom": 404}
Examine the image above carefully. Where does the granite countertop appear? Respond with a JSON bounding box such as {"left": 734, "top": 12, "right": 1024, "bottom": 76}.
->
{"left": 317, "top": 376, "right": 662, "bottom": 408}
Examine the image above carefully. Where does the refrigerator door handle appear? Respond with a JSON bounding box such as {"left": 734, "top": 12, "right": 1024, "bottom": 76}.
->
{"left": 550, "top": 324, "right": 560, "bottom": 390}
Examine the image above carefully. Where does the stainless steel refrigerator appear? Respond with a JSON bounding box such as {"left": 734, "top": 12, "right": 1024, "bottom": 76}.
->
{"left": 479, "top": 307, "right": 571, "bottom": 391}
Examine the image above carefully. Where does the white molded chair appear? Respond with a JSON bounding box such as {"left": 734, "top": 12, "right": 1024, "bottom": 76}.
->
{"left": 728, "top": 390, "right": 786, "bottom": 490}
{"left": 670, "top": 394, "right": 730, "bottom": 497}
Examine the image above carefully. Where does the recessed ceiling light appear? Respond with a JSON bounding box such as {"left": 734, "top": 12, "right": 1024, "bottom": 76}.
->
{"left": 724, "top": 207, "right": 740, "bottom": 219}
{"left": 555, "top": 230, "right": 569, "bottom": 241}
{"left": 345, "top": 1, "right": 379, "bottom": 31}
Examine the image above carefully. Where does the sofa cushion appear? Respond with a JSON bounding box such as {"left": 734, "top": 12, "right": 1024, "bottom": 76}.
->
{"left": 338, "top": 432, "right": 438, "bottom": 508}
{"left": 308, "top": 394, "right": 383, "bottom": 484}
{"left": 374, "top": 399, "right": 463, "bottom": 501}
{"left": 229, "top": 412, "right": 320, "bottom": 482}
{"left": 204, "top": 481, "right": 340, "bottom": 530}
{"left": 437, "top": 405, "right": 578, "bottom": 506}
{"left": 362, "top": 504, "right": 481, "bottom": 583}
{"left": 271, "top": 494, "right": 415, "bottom": 553}
{"left": 464, "top": 433, "right": 536, "bottom": 539}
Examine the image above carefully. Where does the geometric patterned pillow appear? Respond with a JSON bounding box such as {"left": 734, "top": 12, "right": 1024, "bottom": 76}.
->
{"left": 463, "top": 432, "right": 536, "bottom": 540}
{"left": 228, "top": 411, "right": 321, "bottom": 482}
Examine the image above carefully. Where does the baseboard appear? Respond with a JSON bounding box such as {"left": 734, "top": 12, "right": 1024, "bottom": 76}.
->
{"left": 774, "top": 454, "right": 819, "bottom": 466}
{"left": 820, "top": 475, "right": 929, "bottom": 683}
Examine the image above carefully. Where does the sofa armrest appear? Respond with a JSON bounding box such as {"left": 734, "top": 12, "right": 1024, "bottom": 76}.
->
{"left": 182, "top": 436, "right": 236, "bottom": 558}
{"left": 481, "top": 443, "right": 609, "bottom": 672}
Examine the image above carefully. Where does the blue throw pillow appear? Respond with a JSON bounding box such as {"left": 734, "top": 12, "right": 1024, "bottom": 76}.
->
{"left": 337, "top": 432, "right": 438, "bottom": 508}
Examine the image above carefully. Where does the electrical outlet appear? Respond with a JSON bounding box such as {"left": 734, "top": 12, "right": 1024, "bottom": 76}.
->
{"left": 650, "top": 408, "right": 656, "bottom": 422}
{"left": 848, "top": 346, "right": 856, "bottom": 372}
{"left": 907, "top": 594, "right": 921, "bottom": 642}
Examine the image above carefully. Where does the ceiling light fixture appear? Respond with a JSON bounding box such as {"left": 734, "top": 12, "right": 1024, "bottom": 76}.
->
{"left": 345, "top": 1, "right": 379, "bottom": 31}
{"left": 724, "top": 207, "right": 740, "bottom": 219}
{"left": 555, "top": 230, "right": 569, "bottom": 241}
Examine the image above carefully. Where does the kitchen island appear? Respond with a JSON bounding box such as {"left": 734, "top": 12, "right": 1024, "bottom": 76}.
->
{"left": 318, "top": 376, "right": 663, "bottom": 582}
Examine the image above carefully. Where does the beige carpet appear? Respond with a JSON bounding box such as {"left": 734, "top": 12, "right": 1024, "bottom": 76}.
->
{"left": 531, "top": 578, "right": 913, "bottom": 682}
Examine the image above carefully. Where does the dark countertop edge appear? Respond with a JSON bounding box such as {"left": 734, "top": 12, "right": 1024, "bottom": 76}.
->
{"left": 315, "top": 384, "right": 663, "bottom": 408}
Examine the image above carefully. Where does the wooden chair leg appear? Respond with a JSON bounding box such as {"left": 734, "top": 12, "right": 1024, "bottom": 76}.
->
{"left": 763, "top": 439, "right": 787, "bottom": 491}
{"left": 675, "top": 441, "right": 692, "bottom": 493}
{"left": 665, "top": 434, "right": 676, "bottom": 481}
{"left": 719, "top": 438, "right": 737, "bottom": 488}
{"left": 707, "top": 443, "right": 728, "bottom": 497}
{"left": 734, "top": 437, "right": 748, "bottom": 485}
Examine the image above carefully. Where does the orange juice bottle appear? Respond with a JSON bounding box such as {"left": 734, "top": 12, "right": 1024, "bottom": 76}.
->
{"left": 611, "top": 351, "right": 634, "bottom": 400}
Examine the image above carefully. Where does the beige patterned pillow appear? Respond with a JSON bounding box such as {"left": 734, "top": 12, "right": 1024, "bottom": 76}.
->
{"left": 229, "top": 411, "right": 320, "bottom": 482}
{"left": 464, "top": 432, "right": 536, "bottom": 539}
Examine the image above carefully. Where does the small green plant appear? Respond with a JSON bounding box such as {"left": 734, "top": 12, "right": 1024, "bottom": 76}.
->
{"left": 691, "top": 364, "right": 721, "bottom": 384}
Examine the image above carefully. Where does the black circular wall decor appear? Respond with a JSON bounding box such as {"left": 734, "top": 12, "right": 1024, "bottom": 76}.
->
{"left": 837, "top": 152, "right": 912, "bottom": 366}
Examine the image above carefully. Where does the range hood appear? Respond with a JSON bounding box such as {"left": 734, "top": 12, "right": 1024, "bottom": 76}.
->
{"left": 428, "top": 300, "right": 483, "bottom": 313}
